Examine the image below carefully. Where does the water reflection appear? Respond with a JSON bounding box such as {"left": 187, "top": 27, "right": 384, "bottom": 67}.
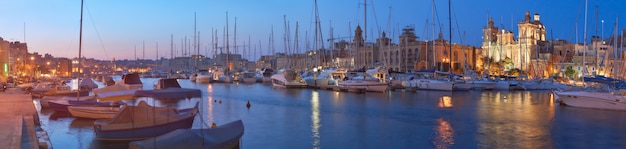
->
{"left": 477, "top": 91, "right": 555, "bottom": 149}
{"left": 438, "top": 96, "right": 453, "bottom": 108}
{"left": 311, "top": 91, "right": 321, "bottom": 149}
{"left": 433, "top": 118, "right": 454, "bottom": 149}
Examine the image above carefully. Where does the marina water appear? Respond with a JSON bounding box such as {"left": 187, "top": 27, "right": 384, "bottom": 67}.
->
{"left": 36, "top": 77, "right": 626, "bottom": 149}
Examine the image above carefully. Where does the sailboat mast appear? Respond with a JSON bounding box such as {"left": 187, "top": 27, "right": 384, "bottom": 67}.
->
{"left": 432, "top": 0, "right": 436, "bottom": 71}
{"left": 364, "top": 0, "right": 367, "bottom": 42}
{"left": 170, "top": 34, "right": 173, "bottom": 59}
{"left": 194, "top": 12, "right": 197, "bottom": 69}
{"left": 582, "top": 0, "right": 588, "bottom": 84}
{"left": 448, "top": 0, "right": 452, "bottom": 76}
{"left": 294, "top": 22, "right": 299, "bottom": 69}
{"left": 226, "top": 12, "right": 230, "bottom": 72}
{"left": 78, "top": 0, "right": 83, "bottom": 76}
{"left": 77, "top": 0, "right": 83, "bottom": 98}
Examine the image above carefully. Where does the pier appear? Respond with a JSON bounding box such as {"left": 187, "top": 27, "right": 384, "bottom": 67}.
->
{"left": 0, "top": 88, "right": 46, "bottom": 149}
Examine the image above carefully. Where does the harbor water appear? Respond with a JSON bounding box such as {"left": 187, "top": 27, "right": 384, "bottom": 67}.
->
{"left": 36, "top": 78, "right": 626, "bottom": 149}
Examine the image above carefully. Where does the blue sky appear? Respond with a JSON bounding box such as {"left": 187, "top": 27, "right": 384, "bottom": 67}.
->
{"left": 1, "top": 0, "right": 625, "bottom": 61}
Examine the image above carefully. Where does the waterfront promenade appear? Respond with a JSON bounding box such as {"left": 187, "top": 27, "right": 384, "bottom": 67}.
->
{"left": 0, "top": 88, "right": 41, "bottom": 149}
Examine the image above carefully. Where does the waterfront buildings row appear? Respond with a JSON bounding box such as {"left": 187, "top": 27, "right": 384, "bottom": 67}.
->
{"left": 1, "top": 11, "right": 625, "bottom": 81}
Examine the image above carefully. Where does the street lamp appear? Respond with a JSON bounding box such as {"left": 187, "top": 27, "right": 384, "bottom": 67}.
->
{"left": 30, "top": 56, "right": 35, "bottom": 79}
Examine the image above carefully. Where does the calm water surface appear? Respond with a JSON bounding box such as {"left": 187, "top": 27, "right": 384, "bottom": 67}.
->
{"left": 37, "top": 78, "right": 626, "bottom": 149}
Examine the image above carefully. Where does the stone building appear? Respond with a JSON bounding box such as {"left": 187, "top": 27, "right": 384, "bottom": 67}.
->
{"left": 482, "top": 11, "right": 546, "bottom": 74}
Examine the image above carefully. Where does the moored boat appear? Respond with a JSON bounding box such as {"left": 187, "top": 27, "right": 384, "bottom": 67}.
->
{"left": 128, "top": 120, "right": 245, "bottom": 149}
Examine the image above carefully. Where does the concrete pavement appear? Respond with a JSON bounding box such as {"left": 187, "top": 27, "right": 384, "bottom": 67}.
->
{"left": 0, "top": 88, "right": 41, "bottom": 149}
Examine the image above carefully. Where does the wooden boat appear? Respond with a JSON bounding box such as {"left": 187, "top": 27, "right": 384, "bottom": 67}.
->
{"left": 40, "top": 96, "right": 96, "bottom": 108}
{"left": 68, "top": 106, "right": 121, "bottom": 119}
{"left": 94, "top": 87, "right": 202, "bottom": 140}
{"left": 48, "top": 98, "right": 120, "bottom": 112}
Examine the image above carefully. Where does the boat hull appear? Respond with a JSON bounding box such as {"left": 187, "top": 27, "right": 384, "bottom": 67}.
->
{"left": 69, "top": 106, "right": 120, "bottom": 119}
{"left": 339, "top": 80, "right": 388, "bottom": 92}
{"left": 196, "top": 76, "right": 212, "bottom": 83}
{"left": 412, "top": 80, "right": 453, "bottom": 91}
{"left": 94, "top": 112, "right": 196, "bottom": 140}
{"left": 556, "top": 91, "right": 626, "bottom": 111}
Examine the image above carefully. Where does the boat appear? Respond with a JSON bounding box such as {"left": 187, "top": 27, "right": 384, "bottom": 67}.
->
{"left": 271, "top": 68, "right": 307, "bottom": 88}
{"left": 68, "top": 106, "right": 121, "bottom": 119}
{"left": 117, "top": 73, "right": 144, "bottom": 89}
{"left": 30, "top": 82, "right": 56, "bottom": 97}
{"left": 189, "top": 73, "right": 198, "bottom": 82}
{"left": 94, "top": 99, "right": 199, "bottom": 140}
{"left": 48, "top": 98, "right": 118, "bottom": 112}
{"left": 303, "top": 68, "right": 341, "bottom": 88}
{"left": 339, "top": 70, "right": 389, "bottom": 92}
{"left": 154, "top": 78, "right": 182, "bottom": 89}
{"left": 195, "top": 70, "right": 213, "bottom": 83}
{"left": 554, "top": 90, "right": 626, "bottom": 111}
{"left": 94, "top": 82, "right": 202, "bottom": 140}
{"left": 258, "top": 68, "right": 273, "bottom": 83}
{"left": 452, "top": 81, "right": 473, "bottom": 91}
{"left": 241, "top": 72, "right": 257, "bottom": 84}
{"left": 40, "top": 95, "right": 96, "bottom": 108}
{"left": 93, "top": 83, "right": 139, "bottom": 102}
{"left": 411, "top": 78, "right": 454, "bottom": 91}
{"left": 43, "top": 85, "right": 90, "bottom": 97}
{"left": 128, "top": 120, "right": 244, "bottom": 149}
{"left": 467, "top": 79, "right": 497, "bottom": 90}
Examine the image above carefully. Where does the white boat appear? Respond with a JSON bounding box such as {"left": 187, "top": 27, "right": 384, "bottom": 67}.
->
{"left": 117, "top": 73, "right": 144, "bottom": 89}
{"left": 303, "top": 68, "right": 340, "bottom": 88}
{"left": 195, "top": 70, "right": 212, "bottom": 83}
{"left": 468, "top": 79, "right": 497, "bottom": 90}
{"left": 493, "top": 80, "right": 511, "bottom": 90}
{"left": 271, "top": 69, "right": 307, "bottom": 88}
{"left": 128, "top": 120, "right": 244, "bottom": 149}
{"left": 241, "top": 72, "right": 257, "bottom": 84}
{"left": 452, "top": 81, "right": 473, "bottom": 91}
{"left": 68, "top": 106, "right": 121, "bottom": 119}
{"left": 411, "top": 79, "right": 454, "bottom": 91}
{"left": 554, "top": 91, "right": 626, "bottom": 111}
{"left": 339, "top": 71, "right": 388, "bottom": 92}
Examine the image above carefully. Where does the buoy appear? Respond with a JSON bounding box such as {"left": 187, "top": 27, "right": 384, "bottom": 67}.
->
{"left": 246, "top": 100, "right": 251, "bottom": 109}
{"left": 214, "top": 100, "right": 217, "bottom": 102}
{"left": 211, "top": 122, "right": 217, "bottom": 128}
{"left": 218, "top": 100, "right": 222, "bottom": 104}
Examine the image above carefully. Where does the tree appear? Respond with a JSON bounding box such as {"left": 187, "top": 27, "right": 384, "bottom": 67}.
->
{"left": 565, "top": 66, "right": 576, "bottom": 78}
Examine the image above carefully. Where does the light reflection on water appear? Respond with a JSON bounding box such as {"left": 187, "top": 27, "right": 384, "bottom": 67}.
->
{"left": 311, "top": 91, "right": 320, "bottom": 149}
{"left": 38, "top": 78, "right": 626, "bottom": 149}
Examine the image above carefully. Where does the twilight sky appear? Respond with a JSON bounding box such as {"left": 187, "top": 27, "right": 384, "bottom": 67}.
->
{"left": 1, "top": 0, "right": 625, "bottom": 61}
